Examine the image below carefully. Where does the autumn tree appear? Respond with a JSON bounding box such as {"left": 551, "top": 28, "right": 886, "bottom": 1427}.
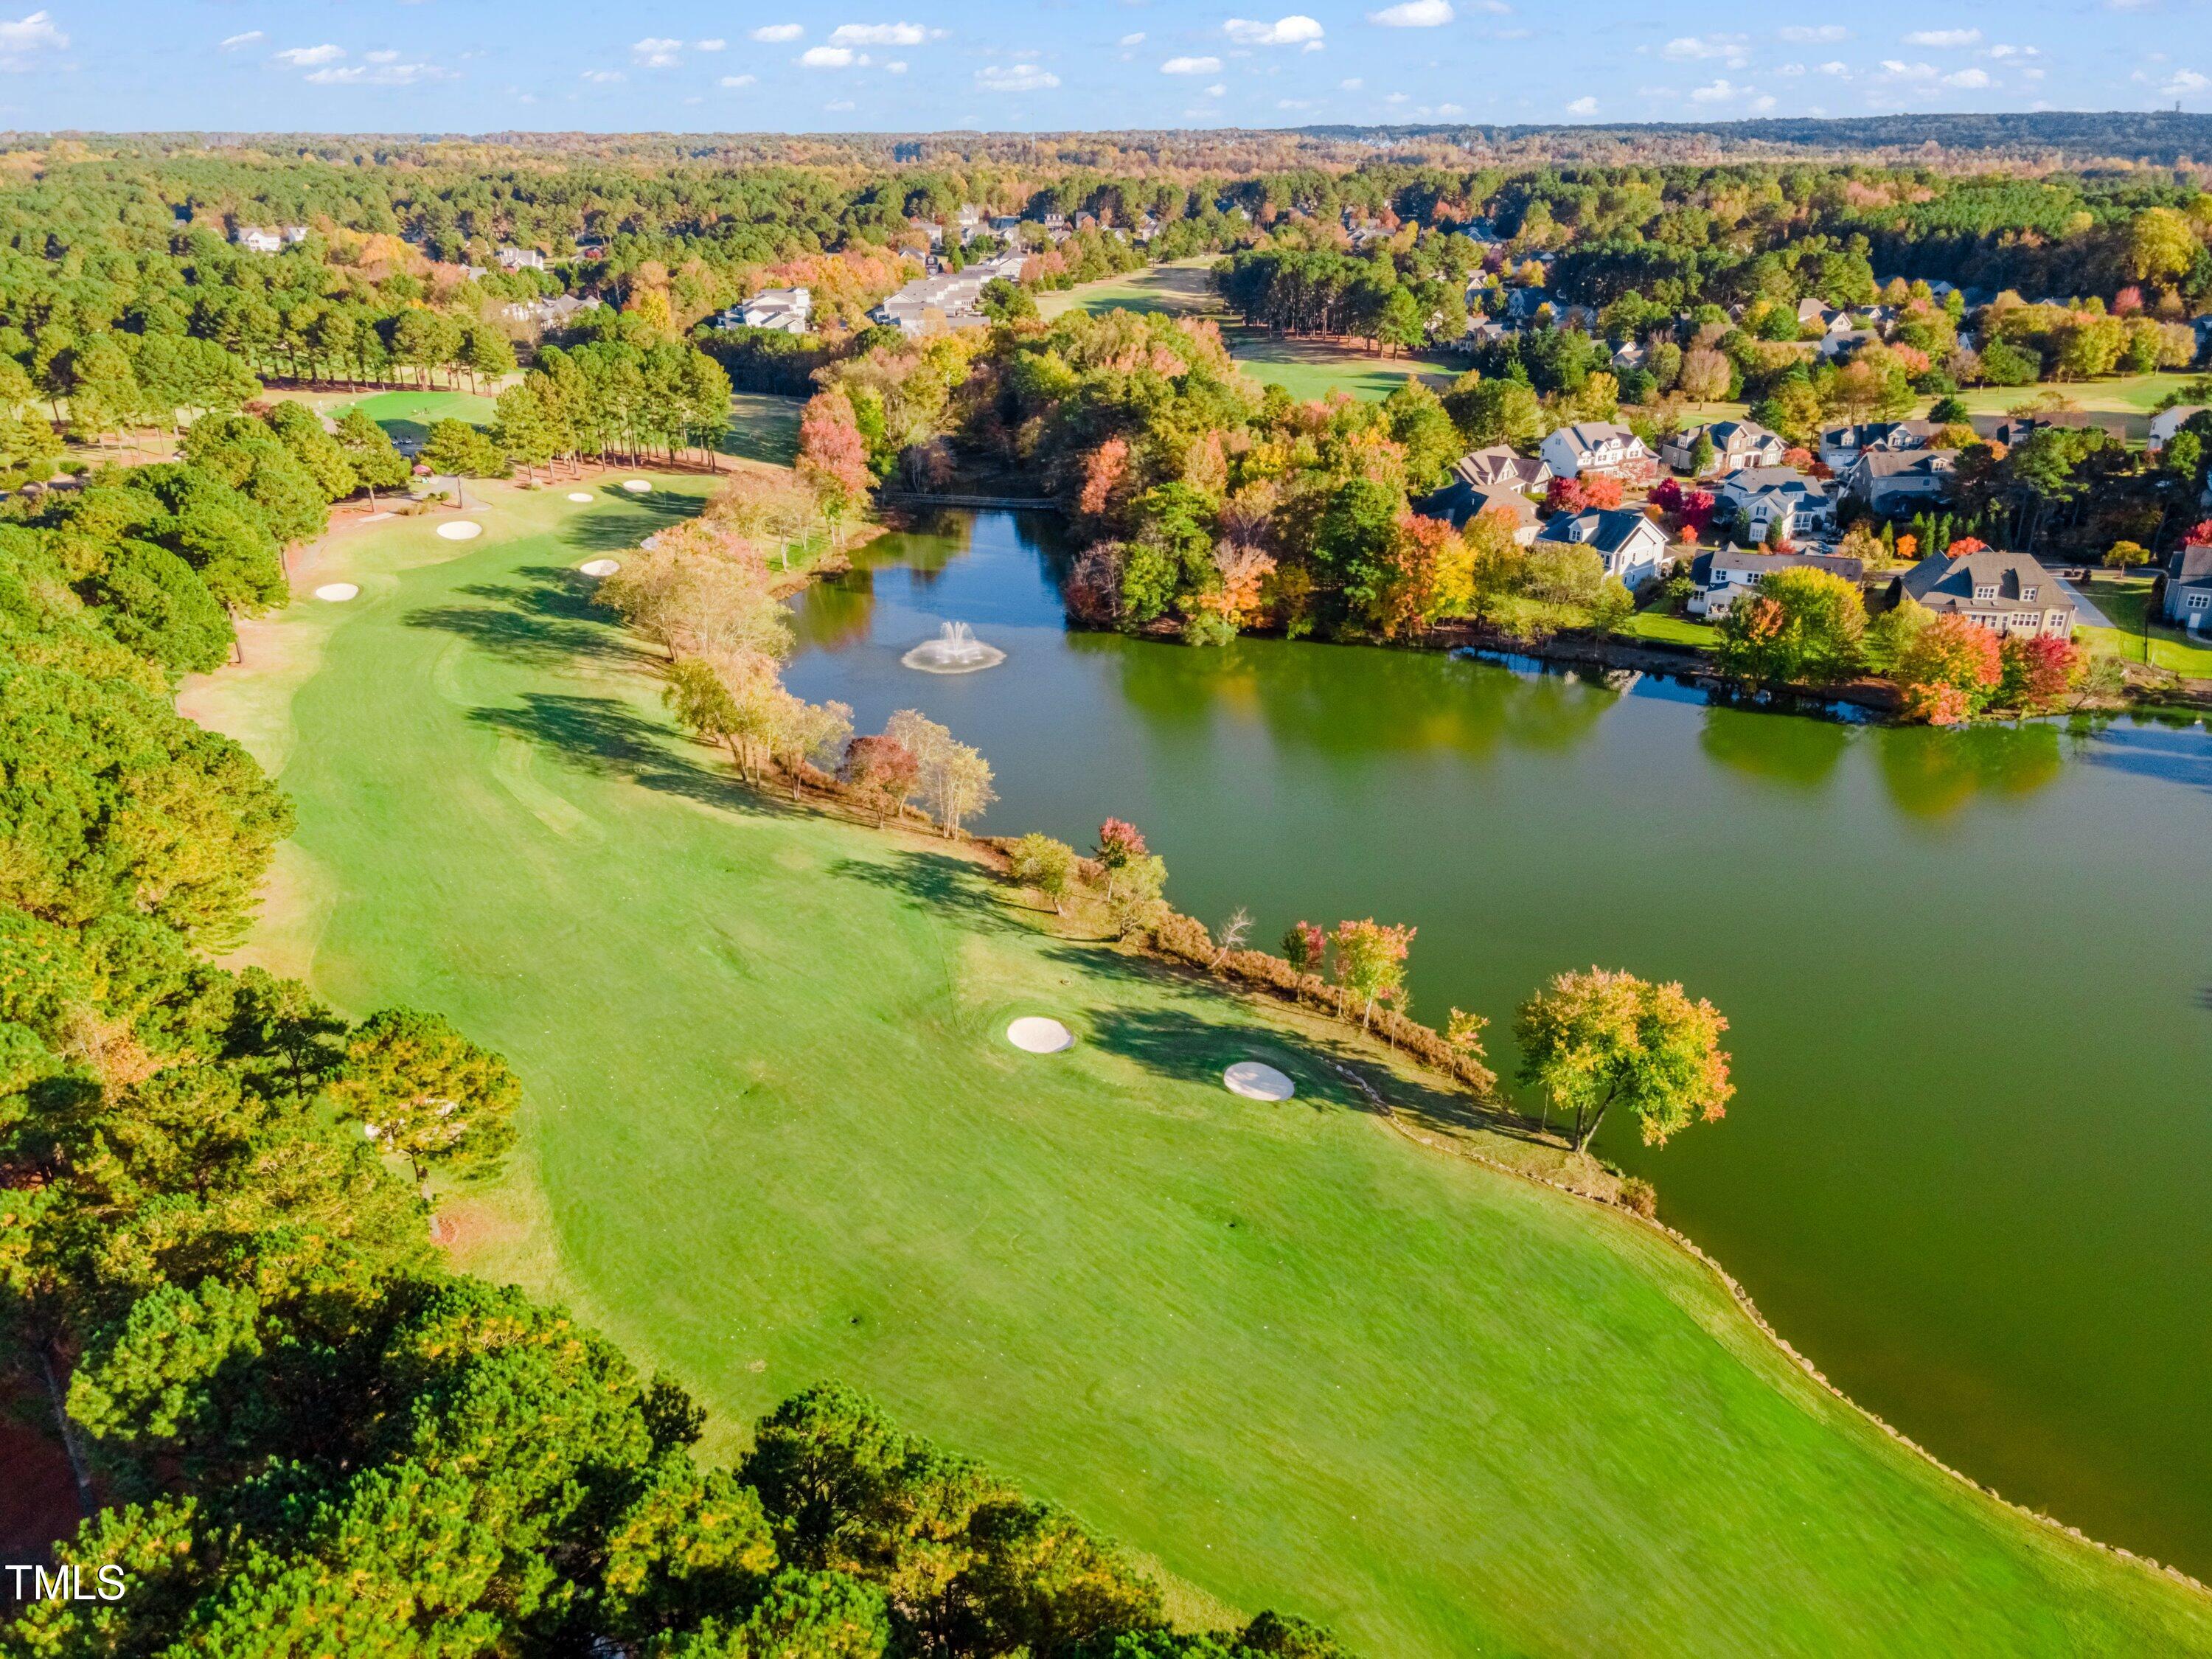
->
{"left": 1329, "top": 918, "right": 1414, "bottom": 1030}
{"left": 1009, "top": 832, "right": 1078, "bottom": 913}
{"left": 839, "top": 733, "right": 919, "bottom": 826}
{"left": 1896, "top": 612, "right": 2003, "bottom": 725}
{"left": 1514, "top": 969, "right": 1733, "bottom": 1155}
{"left": 886, "top": 708, "right": 995, "bottom": 835}
{"left": 1093, "top": 818, "right": 1149, "bottom": 900}
{"left": 797, "top": 387, "right": 874, "bottom": 547}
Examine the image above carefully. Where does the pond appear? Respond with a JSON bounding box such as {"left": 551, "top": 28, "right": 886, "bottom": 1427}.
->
{"left": 785, "top": 509, "right": 2212, "bottom": 1576}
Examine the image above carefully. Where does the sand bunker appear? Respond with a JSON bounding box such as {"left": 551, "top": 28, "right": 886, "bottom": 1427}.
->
{"left": 622, "top": 479, "right": 653, "bottom": 493}
{"left": 1224, "top": 1061, "right": 1295, "bottom": 1101}
{"left": 578, "top": 558, "right": 621, "bottom": 578}
{"left": 1006, "top": 1017, "right": 1074, "bottom": 1054}
{"left": 313, "top": 582, "right": 359, "bottom": 602}
{"left": 436, "top": 521, "right": 483, "bottom": 540}
{"left": 567, "top": 491, "right": 594, "bottom": 502}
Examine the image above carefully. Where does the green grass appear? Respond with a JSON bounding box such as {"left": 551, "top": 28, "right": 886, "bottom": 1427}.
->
{"left": 1036, "top": 258, "right": 1221, "bottom": 321}
{"left": 1934, "top": 373, "right": 2199, "bottom": 439}
{"left": 179, "top": 482, "right": 2212, "bottom": 1658}
{"left": 721, "top": 392, "right": 804, "bottom": 467}
{"left": 2075, "top": 577, "right": 2212, "bottom": 678}
{"left": 1615, "top": 610, "right": 1719, "bottom": 648}
{"left": 326, "top": 388, "right": 502, "bottom": 445}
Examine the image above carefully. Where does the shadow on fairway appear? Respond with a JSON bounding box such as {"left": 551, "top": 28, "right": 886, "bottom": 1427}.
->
{"left": 406, "top": 566, "right": 644, "bottom": 668}
{"left": 557, "top": 492, "right": 698, "bottom": 553}
{"left": 827, "top": 849, "right": 1027, "bottom": 936}
{"left": 467, "top": 692, "right": 792, "bottom": 820}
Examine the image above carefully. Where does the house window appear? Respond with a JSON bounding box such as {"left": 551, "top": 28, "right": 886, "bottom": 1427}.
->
{"left": 2022, "top": 587, "right": 2038, "bottom": 602}
{"left": 2188, "top": 593, "right": 2211, "bottom": 611}
{"left": 1972, "top": 585, "right": 1997, "bottom": 601}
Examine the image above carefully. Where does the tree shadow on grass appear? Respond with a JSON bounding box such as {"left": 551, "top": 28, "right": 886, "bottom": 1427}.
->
{"left": 406, "top": 567, "right": 644, "bottom": 669}
{"left": 826, "top": 849, "right": 1028, "bottom": 936}
{"left": 557, "top": 492, "right": 698, "bottom": 554}
{"left": 467, "top": 692, "right": 795, "bottom": 821}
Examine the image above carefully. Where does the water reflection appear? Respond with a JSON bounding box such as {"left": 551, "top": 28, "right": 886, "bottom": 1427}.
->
{"left": 1872, "top": 722, "right": 2065, "bottom": 821}
{"left": 1700, "top": 704, "right": 1853, "bottom": 791}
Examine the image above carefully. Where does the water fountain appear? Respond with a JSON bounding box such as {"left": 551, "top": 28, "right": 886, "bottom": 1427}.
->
{"left": 900, "top": 619, "right": 1006, "bottom": 674}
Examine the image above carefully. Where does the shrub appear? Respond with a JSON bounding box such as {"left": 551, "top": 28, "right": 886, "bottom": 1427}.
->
{"left": 1617, "top": 1177, "right": 1658, "bottom": 1218}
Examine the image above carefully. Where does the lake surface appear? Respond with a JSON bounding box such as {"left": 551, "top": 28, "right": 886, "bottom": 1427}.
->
{"left": 786, "top": 509, "right": 2212, "bottom": 1576}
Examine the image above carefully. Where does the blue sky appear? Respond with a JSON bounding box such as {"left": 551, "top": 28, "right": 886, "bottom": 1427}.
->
{"left": 1, "top": 1, "right": 2206, "bottom": 133}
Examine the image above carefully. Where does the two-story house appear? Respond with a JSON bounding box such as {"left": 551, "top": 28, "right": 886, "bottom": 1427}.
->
{"left": 2160, "top": 542, "right": 2212, "bottom": 628}
{"left": 1715, "top": 467, "right": 1836, "bottom": 543}
{"left": 1539, "top": 422, "right": 1656, "bottom": 482}
{"left": 1659, "top": 419, "right": 1786, "bottom": 478}
{"left": 1893, "top": 547, "right": 2076, "bottom": 639}
{"left": 1534, "top": 507, "right": 1672, "bottom": 588}
{"left": 1687, "top": 549, "right": 1868, "bottom": 618}
{"left": 1818, "top": 419, "right": 1939, "bottom": 473}
{"left": 1444, "top": 445, "right": 1553, "bottom": 494}
{"left": 1844, "top": 451, "right": 1957, "bottom": 515}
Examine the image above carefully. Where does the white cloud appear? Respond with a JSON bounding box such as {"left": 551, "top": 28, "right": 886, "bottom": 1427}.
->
{"left": 1340, "top": 75, "right": 1363, "bottom": 88}
{"left": 1778, "top": 62, "right": 1804, "bottom": 75}
{"left": 1225, "top": 15, "right": 1324, "bottom": 46}
{"left": 1278, "top": 97, "right": 1312, "bottom": 108}
{"left": 976, "top": 62, "right": 1058, "bottom": 90}
{"left": 751, "top": 24, "right": 804, "bottom": 42}
{"left": 1817, "top": 60, "right": 1848, "bottom": 75}
{"left": 696, "top": 38, "right": 726, "bottom": 51}
{"left": 1161, "top": 55, "right": 1222, "bottom": 73}
{"left": 580, "top": 68, "right": 626, "bottom": 82}
{"left": 1428, "top": 100, "right": 1464, "bottom": 114}
{"left": 219, "top": 30, "right": 264, "bottom": 49}
{"left": 1778, "top": 24, "right": 1845, "bottom": 42}
{"left": 0, "top": 10, "right": 63, "bottom": 57}
{"left": 1366, "top": 0, "right": 1453, "bottom": 26}
{"left": 365, "top": 49, "right": 401, "bottom": 62}
{"left": 632, "top": 37, "right": 684, "bottom": 67}
{"left": 1688, "top": 78, "right": 1741, "bottom": 102}
{"left": 720, "top": 72, "right": 757, "bottom": 86}
{"left": 1663, "top": 35, "right": 1748, "bottom": 67}
{"left": 1120, "top": 31, "right": 1145, "bottom": 44}
{"left": 825, "top": 98, "right": 855, "bottom": 110}
{"left": 1566, "top": 94, "right": 1597, "bottom": 114}
{"left": 2158, "top": 67, "right": 2209, "bottom": 94}
{"left": 1943, "top": 66, "right": 1990, "bottom": 87}
{"left": 274, "top": 44, "right": 345, "bottom": 67}
{"left": 1204, "top": 81, "right": 1226, "bottom": 94}
{"left": 1878, "top": 59, "right": 1938, "bottom": 80}
{"left": 885, "top": 58, "right": 906, "bottom": 71}
{"left": 829, "top": 21, "right": 926, "bottom": 46}
{"left": 801, "top": 45, "right": 856, "bottom": 66}
{"left": 1904, "top": 28, "right": 1980, "bottom": 46}
{"left": 307, "top": 59, "right": 452, "bottom": 85}
{"left": 1750, "top": 93, "right": 1775, "bottom": 111}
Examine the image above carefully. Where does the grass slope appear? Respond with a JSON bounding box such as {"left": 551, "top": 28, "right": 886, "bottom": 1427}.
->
{"left": 184, "top": 482, "right": 2212, "bottom": 1658}
{"left": 2076, "top": 576, "right": 2212, "bottom": 677}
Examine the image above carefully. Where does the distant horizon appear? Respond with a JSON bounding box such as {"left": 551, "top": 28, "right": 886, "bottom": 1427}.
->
{"left": 2, "top": 1, "right": 2205, "bottom": 136}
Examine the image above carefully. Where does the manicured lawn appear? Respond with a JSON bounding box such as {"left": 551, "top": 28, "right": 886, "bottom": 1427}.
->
{"left": 1037, "top": 257, "right": 1220, "bottom": 321}
{"left": 722, "top": 392, "right": 803, "bottom": 466}
{"left": 181, "top": 482, "right": 2212, "bottom": 1658}
{"left": 1936, "top": 373, "right": 2200, "bottom": 439}
{"left": 1616, "top": 609, "right": 1719, "bottom": 648}
{"left": 2076, "top": 577, "right": 2212, "bottom": 678}
{"left": 327, "top": 387, "right": 501, "bottom": 444}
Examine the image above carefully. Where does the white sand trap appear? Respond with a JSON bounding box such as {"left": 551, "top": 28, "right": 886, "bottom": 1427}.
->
{"left": 313, "top": 582, "right": 359, "bottom": 602}
{"left": 578, "top": 558, "right": 621, "bottom": 578}
{"left": 1224, "top": 1060, "right": 1295, "bottom": 1101}
{"left": 567, "top": 491, "right": 595, "bottom": 502}
{"left": 622, "top": 479, "right": 653, "bottom": 493}
{"left": 1006, "top": 1016, "right": 1074, "bottom": 1054}
{"left": 641, "top": 532, "right": 664, "bottom": 552}
{"left": 436, "top": 520, "right": 483, "bottom": 541}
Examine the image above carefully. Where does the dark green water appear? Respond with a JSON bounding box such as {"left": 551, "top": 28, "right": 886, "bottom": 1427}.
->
{"left": 786, "top": 510, "right": 2212, "bottom": 1576}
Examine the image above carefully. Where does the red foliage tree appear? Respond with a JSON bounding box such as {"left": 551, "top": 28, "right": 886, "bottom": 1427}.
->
{"left": 1580, "top": 474, "right": 1625, "bottom": 510}
{"left": 1077, "top": 436, "right": 1133, "bottom": 523}
{"left": 2183, "top": 520, "right": 2212, "bottom": 549}
{"left": 1897, "top": 613, "right": 2003, "bottom": 725}
{"left": 1946, "top": 536, "right": 1989, "bottom": 555}
{"left": 1545, "top": 476, "right": 1590, "bottom": 515}
{"left": 1680, "top": 489, "right": 1717, "bottom": 532}
{"left": 1649, "top": 478, "right": 1683, "bottom": 512}
{"left": 1999, "top": 633, "right": 2080, "bottom": 712}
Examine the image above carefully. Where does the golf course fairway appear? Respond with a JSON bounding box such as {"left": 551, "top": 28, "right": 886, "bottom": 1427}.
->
{"left": 182, "top": 478, "right": 2212, "bottom": 1658}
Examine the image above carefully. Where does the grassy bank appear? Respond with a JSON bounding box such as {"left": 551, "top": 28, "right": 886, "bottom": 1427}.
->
{"left": 181, "top": 481, "right": 2212, "bottom": 1658}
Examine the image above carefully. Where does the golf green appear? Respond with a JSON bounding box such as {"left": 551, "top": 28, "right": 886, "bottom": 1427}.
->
{"left": 183, "top": 479, "right": 2212, "bottom": 1658}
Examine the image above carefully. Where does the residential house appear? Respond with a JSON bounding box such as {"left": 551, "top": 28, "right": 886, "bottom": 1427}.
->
{"left": 495, "top": 246, "right": 546, "bottom": 271}
{"left": 1534, "top": 508, "right": 1672, "bottom": 588}
{"left": 869, "top": 252, "right": 1028, "bottom": 336}
{"left": 2149, "top": 406, "right": 2208, "bottom": 453}
{"left": 1817, "top": 328, "right": 1879, "bottom": 361}
{"left": 1659, "top": 418, "right": 1786, "bottom": 477}
{"left": 909, "top": 217, "right": 945, "bottom": 251}
{"left": 717, "top": 286, "right": 812, "bottom": 335}
{"left": 1818, "top": 419, "right": 1938, "bottom": 472}
{"left": 1796, "top": 297, "right": 1850, "bottom": 336}
{"left": 1538, "top": 421, "right": 1656, "bottom": 482}
{"left": 1505, "top": 287, "right": 1550, "bottom": 321}
{"left": 1844, "top": 450, "right": 1957, "bottom": 513}
{"left": 1610, "top": 341, "right": 1648, "bottom": 373}
{"left": 1421, "top": 479, "right": 1540, "bottom": 543}
{"left": 574, "top": 236, "right": 610, "bottom": 257}
{"left": 499, "top": 293, "right": 602, "bottom": 330}
{"left": 1893, "top": 547, "right": 2076, "bottom": 639}
{"left": 1688, "top": 549, "right": 1868, "bottom": 618}
{"left": 2161, "top": 543, "right": 2212, "bottom": 628}
{"left": 1715, "top": 467, "right": 1835, "bottom": 543}
{"left": 1445, "top": 445, "right": 1552, "bottom": 494}
{"left": 234, "top": 224, "right": 304, "bottom": 254}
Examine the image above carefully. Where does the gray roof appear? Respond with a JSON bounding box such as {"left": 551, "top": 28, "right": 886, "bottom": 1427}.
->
{"left": 1700, "top": 550, "right": 1865, "bottom": 581}
{"left": 1552, "top": 421, "right": 1641, "bottom": 451}
{"left": 1852, "top": 450, "right": 1957, "bottom": 479}
{"left": 1535, "top": 507, "right": 1662, "bottom": 557}
{"left": 1899, "top": 548, "right": 2073, "bottom": 616}
{"left": 1447, "top": 445, "right": 1548, "bottom": 490}
{"left": 1723, "top": 466, "right": 1829, "bottom": 498}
